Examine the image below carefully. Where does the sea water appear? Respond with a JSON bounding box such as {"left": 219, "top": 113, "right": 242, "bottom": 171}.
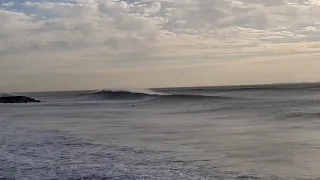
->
{"left": 1, "top": 83, "right": 320, "bottom": 179}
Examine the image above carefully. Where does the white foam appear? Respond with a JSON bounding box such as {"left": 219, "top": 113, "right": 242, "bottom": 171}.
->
{"left": 0, "top": 122, "right": 260, "bottom": 180}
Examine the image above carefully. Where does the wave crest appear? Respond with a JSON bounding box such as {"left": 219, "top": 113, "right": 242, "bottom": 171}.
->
{"left": 92, "top": 89, "right": 154, "bottom": 100}
{"left": 87, "top": 89, "right": 235, "bottom": 102}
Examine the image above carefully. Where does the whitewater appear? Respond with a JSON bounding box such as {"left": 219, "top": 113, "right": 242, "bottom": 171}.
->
{"left": 2, "top": 83, "right": 320, "bottom": 179}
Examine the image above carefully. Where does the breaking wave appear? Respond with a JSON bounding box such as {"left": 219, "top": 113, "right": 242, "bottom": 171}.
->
{"left": 86, "top": 89, "right": 236, "bottom": 102}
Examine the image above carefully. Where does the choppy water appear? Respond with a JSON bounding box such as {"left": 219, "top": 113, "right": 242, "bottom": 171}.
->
{"left": 2, "top": 83, "right": 320, "bottom": 179}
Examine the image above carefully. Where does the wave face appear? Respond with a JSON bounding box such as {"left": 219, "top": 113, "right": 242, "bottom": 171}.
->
{"left": 87, "top": 89, "right": 235, "bottom": 102}
{"left": 92, "top": 89, "right": 154, "bottom": 100}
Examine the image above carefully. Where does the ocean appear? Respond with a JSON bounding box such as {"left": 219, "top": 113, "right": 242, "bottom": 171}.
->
{"left": 1, "top": 83, "right": 320, "bottom": 180}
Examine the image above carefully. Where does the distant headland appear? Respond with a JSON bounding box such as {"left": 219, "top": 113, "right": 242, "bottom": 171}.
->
{"left": 0, "top": 96, "right": 41, "bottom": 103}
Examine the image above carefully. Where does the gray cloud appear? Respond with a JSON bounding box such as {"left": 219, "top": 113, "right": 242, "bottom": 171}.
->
{"left": 1, "top": 0, "right": 320, "bottom": 91}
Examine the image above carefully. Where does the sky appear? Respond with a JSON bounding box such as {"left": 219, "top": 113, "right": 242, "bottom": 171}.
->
{"left": 0, "top": 0, "right": 320, "bottom": 92}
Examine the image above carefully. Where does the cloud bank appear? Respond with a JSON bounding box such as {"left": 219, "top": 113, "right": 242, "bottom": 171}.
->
{"left": 1, "top": 0, "right": 320, "bottom": 91}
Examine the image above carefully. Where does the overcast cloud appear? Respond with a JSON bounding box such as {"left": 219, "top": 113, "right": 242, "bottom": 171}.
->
{"left": 1, "top": 0, "right": 320, "bottom": 91}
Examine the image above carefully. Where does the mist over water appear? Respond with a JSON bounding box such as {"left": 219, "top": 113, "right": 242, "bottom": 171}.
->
{"left": 2, "top": 83, "right": 320, "bottom": 179}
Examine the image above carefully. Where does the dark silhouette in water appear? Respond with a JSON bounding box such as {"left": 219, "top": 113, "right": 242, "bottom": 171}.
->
{"left": 0, "top": 96, "right": 41, "bottom": 103}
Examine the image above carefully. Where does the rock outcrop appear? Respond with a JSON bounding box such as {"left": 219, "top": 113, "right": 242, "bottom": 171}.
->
{"left": 0, "top": 96, "right": 41, "bottom": 103}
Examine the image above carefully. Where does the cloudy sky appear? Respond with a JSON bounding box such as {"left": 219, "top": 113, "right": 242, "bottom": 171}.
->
{"left": 0, "top": 0, "right": 320, "bottom": 92}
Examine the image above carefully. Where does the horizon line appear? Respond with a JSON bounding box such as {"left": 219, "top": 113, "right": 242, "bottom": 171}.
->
{"left": 5, "top": 81, "right": 320, "bottom": 94}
